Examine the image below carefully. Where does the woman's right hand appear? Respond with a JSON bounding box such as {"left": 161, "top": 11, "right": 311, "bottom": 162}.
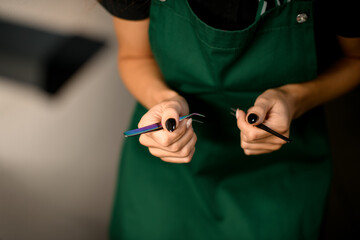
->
{"left": 138, "top": 95, "right": 197, "bottom": 163}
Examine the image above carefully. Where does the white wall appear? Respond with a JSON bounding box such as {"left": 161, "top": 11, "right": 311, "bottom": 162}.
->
{"left": 0, "top": 1, "right": 134, "bottom": 239}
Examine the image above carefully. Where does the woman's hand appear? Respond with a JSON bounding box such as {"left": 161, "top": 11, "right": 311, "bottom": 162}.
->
{"left": 236, "top": 35, "right": 360, "bottom": 156}
{"left": 236, "top": 88, "right": 296, "bottom": 155}
{"left": 138, "top": 95, "right": 197, "bottom": 163}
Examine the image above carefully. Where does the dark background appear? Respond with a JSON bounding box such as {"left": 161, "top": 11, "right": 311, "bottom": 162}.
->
{"left": 322, "top": 87, "right": 360, "bottom": 239}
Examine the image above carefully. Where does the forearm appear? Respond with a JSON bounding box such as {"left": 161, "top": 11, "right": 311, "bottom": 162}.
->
{"left": 118, "top": 56, "right": 179, "bottom": 109}
{"left": 281, "top": 36, "right": 360, "bottom": 119}
{"left": 113, "top": 17, "right": 181, "bottom": 109}
{"left": 281, "top": 56, "right": 360, "bottom": 119}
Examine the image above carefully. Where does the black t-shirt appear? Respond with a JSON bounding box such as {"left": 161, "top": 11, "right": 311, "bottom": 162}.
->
{"left": 99, "top": 0, "right": 360, "bottom": 71}
{"left": 100, "top": 0, "right": 359, "bottom": 37}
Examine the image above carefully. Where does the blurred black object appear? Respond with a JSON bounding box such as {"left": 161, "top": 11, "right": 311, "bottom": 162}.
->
{"left": 321, "top": 87, "right": 360, "bottom": 240}
{"left": 0, "top": 19, "right": 104, "bottom": 94}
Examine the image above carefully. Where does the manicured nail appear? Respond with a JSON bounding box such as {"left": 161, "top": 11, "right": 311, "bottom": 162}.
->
{"left": 236, "top": 109, "right": 239, "bottom": 119}
{"left": 247, "top": 113, "right": 258, "bottom": 124}
{"left": 186, "top": 118, "right": 192, "bottom": 128}
{"left": 165, "top": 118, "right": 176, "bottom": 132}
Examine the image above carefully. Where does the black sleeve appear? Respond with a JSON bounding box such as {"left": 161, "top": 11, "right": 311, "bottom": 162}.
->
{"left": 99, "top": 0, "right": 151, "bottom": 20}
{"left": 322, "top": 0, "right": 360, "bottom": 38}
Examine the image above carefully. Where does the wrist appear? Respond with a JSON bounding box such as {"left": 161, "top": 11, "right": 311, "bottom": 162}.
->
{"left": 154, "top": 89, "right": 180, "bottom": 104}
{"left": 153, "top": 89, "right": 189, "bottom": 116}
{"left": 142, "top": 81, "right": 180, "bottom": 109}
{"left": 277, "top": 83, "right": 309, "bottom": 119}
{"left": 146, "top": 86, "right": 188, "bottom": 111}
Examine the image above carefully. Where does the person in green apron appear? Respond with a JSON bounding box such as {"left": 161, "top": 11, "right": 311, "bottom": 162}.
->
{"left": 99, "top": 0, "right": 360, "bottom": 239}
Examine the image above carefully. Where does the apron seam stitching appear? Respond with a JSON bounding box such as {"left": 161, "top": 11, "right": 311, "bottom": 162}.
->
{"left": 194, "top": 23, "right": 313, "bottom": 51}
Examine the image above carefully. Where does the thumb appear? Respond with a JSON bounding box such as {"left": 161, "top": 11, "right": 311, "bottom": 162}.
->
{"left": 236, "top": 108, "right": 247, "bottom": 130}
{"left": 161, "top": 103, "right": 181, "bottom": 133}
{"left": 246, "top": 97, "right": 274, "bottom": 125}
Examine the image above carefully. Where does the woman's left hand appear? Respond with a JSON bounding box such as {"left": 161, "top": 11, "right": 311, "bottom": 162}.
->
{"left": 236, "top": 88, "right": 296, "bottom": 155}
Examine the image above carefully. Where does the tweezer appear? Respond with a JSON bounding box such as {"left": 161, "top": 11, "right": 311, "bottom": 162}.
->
{"left": 230, "top": 108, "right": 291, "bottom": 143}
{"left": 124, "top": 113, "right": 205, "bottom": 137}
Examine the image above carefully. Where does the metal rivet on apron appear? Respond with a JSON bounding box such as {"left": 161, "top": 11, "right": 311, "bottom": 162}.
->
{"left": 296, "top": 13, "right": 308, "bottom": 23}
{"left": 159, "top": 0, "right": 166, "bottom": 2}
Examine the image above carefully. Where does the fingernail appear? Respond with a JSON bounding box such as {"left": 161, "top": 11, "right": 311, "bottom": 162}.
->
{"left": 236, "top": 109, "right": 239, "bottom": 119}
{"left": 165, "top": 118, "right": 176, "bottom": 132}
{"left": 247, "top": 113, "right": 258, "bottom": 124}
{"left": 187, "top": 118, "right": 192, "bottom": 128}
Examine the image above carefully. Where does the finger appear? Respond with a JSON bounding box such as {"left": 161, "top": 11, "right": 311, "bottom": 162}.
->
{"left": 243, "top": 148, "right": 274, "bottom": 156}
{"left": 236, "top": 108, "right": 248, "bottom": 130}
{"left": 148, "top": 117, "right": 190, "bottom": 147}
{"left": 166, "top": 120, "right": 194, "bottom": 152}
{"left": 148, "top": 133, "right": 197, "bottom": 159}
{"left": 138, "top": 108, "right": 162, "bottom": 128}
{"left": 139, "top": 133, "right": 158, "bottom": 148}
{"left": 161, "top": 101, "right": 183, "bottom": 133}
{"left": 246, "top": 94, "right": 275, "bottom": 125}
{"left": 161, "top": 148, "right": 196, "bottom": 164}
{"left": 241, "top": 130, "right": 289, "bottom": 144}
{"left": 237, "top": 109, "right": 273, "bottom": 141}
{"left": 240, "top": 140, "right": 283, "bottom": 151}
{"left": 140, "top": 120, "right": 194, "bottom": 151}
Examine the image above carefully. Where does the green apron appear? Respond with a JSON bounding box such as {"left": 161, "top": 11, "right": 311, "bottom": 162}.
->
{"left": 110, "top": 0, "right": 331, "bottom": 239}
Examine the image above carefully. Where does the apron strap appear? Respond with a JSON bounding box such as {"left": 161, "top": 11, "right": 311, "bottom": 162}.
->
{"left": 256, "top": 0, "right": 267, "bottom": 20}
{"left": 256, "top": 0, "right": 293, "bottom": 20}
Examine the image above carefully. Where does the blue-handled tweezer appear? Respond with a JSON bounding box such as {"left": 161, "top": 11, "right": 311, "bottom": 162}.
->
{"left": 124, "top": 113, "right": 205, "bottom": 137}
